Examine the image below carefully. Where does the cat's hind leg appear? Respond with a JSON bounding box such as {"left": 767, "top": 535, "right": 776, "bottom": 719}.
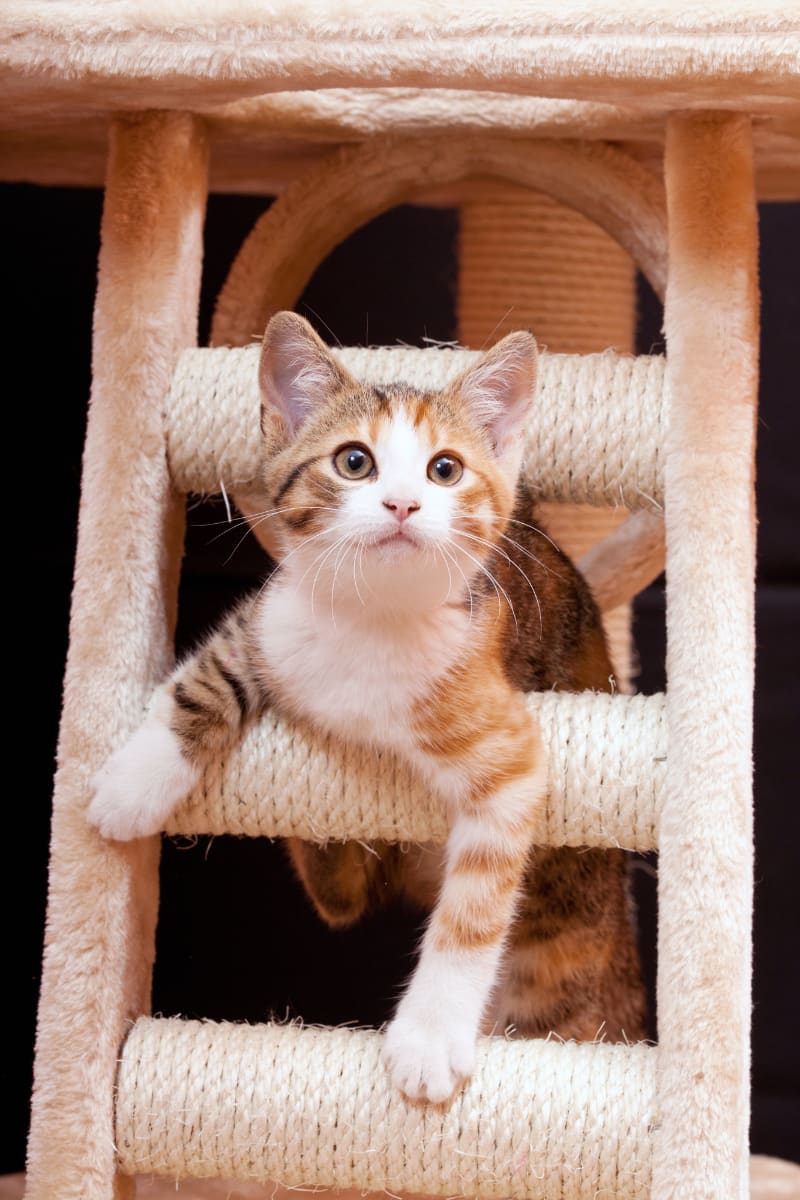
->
{"left": 492, "top": 847, "right": 647, "bottom": 1044}
{"left": 286, "top": 839, "right": 390, "bottom": 927}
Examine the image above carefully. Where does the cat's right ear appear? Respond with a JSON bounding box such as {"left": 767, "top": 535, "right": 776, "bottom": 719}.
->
{"left": 259, "top": 311, "right": 353, "bottom": 437}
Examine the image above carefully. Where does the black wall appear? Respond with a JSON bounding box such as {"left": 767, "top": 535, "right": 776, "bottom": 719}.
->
{"left": 6, "top": 183, "right": 799, "bottom": 1173}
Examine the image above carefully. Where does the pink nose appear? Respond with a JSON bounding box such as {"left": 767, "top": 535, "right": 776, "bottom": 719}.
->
{"left": 383, "top": 499, "right": 420, "bottom": 523}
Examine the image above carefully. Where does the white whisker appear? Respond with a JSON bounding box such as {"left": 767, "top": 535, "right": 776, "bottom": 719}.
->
{"left": 208, "top": 504, "right": 340, "bottom": 563}
{"left": 505, "top": 516, "right": 564, "bottom": 555}
{"left": 439, "top": 542, "right": 476, "bottom": 623}
{"left": 434, "top": 542, "right": 453, "bottom": 600}
{"left": 479, "top": 506, "right": 566, "bottom": 580}
{"left": 352, "top": 537, "right": 367, "bottom": 608}
{"left": 436, "top": 542, "right": 455, "bottom": 603}
{"left": 454, "top": 528, "right": 543, "bottom": 638}
{"left": 273, "top": 522, "right": 347, "bottom": 574}
{"left": 480, "top": 513, "right": 564, "bottom": 580}
{"left": 202, "top": 504, "right": 336, "bottom": 536}
{"left": 308, "top": 535, "right": 352, "bottom": 619}
{"left": 329, "top": 537, "right": 354, "bottom": 626}
{"left": 449, "top": 538, "right": 518, "bottom": 633}
{"left": 498, "top": 531, "right": 564, "bottom": 580}
{"left": 287, "top": 524, "right": 353, "bottom": 592}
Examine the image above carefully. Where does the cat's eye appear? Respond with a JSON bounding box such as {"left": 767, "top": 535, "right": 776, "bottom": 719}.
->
{"left": 333, "top": 444, "right": 375, "bottom": 480}
{"left": 427, "top": 453, "right": 464, "bottom": 486}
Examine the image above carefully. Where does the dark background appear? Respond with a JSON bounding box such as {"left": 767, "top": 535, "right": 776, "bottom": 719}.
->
{"left": 6, "top": 184, "right": 799, "bottom": 1173}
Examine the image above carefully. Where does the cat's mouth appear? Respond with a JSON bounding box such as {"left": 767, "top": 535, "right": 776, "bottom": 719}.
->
{"left": 373, "top": 528, "right": 420, "bottom": 551}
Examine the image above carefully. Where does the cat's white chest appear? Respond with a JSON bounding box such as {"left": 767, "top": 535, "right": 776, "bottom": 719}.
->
{"left": 255, "top": 578, "right": 467, "bottom": 750}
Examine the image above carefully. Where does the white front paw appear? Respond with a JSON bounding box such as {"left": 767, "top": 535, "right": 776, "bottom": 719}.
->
{"left": 87, "top": 723, "right": 198, "bottom": 841}
{"left": 382, "top": 1004, "right": 476, "bottom": 1104}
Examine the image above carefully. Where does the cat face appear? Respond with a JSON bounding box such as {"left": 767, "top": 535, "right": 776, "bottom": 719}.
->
{"left": 259, "top": 313, "right": 537, "bottom": 614}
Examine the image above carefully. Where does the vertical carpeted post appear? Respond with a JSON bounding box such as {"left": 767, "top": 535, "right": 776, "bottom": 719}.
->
{"left": 656, "top": 113, "right": 758, "bottom": 1199}
{"left": 457, "top": 184, "right": 637, "bottom": 686}
{"left": 25, "top": 113, "right": 208, "bottom": 1200}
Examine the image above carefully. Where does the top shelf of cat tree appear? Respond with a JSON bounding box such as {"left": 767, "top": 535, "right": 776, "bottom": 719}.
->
{"left": 2, "top": 2, "right": 798, "bottom": 199}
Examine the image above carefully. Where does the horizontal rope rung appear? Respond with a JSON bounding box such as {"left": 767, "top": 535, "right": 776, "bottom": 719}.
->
{"left": 167, "top": 691, "right": 665, "bottom": 850}
{"left": 116, "top": 1016, "right": 656, "bottom": 1198}
{"left": 165, "top": 345, "right": 667, "bottom": 509}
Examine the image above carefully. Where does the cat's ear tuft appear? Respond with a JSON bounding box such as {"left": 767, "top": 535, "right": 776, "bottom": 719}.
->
{"left": 456, "top": 330, "right": 537, "bottom": 456}
{"left": 259, "top": 311, "right": 353, "bottom": 437}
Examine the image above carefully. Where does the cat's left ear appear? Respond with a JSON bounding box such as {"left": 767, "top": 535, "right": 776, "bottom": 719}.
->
{"left": 455, "top": 330, "right": 537, "bottom": 456}
{"left": 259, "top": 311, "right": 355, "bottom": 437}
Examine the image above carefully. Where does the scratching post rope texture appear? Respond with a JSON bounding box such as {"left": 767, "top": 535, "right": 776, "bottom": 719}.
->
{"left": 168, "top": 692, "right": 665, "bottom": 850}
{"left": 458, "top": 186, "right": 636, "bottom": 357}
{"left": 116, "top": 1019, "right": 657, "bottom": 1199}
{"left": 165, "top": 345, "right": 667, "bottom": 507}
{"left": 457, "top": 185, "right": 640, "bottom": 688}
{"left": 13, "top": 13, "right": 771, "bottom": 1199}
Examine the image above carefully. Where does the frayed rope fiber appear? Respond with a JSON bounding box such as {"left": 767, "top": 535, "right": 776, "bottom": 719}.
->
{"left": 116, "top": 1017, "right": 656, "bottom": 1198}
{"left": 167, "top": 691, "right": 666, "bottom": 851}
{"left": 165, "top": 346, "right": 666, "bottom": 510}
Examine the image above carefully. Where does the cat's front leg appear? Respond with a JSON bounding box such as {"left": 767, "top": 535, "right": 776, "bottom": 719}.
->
{"left": 88, "top": 596, "right": 265, "bottom": 840}
{"left": 88, "top": 686, "right": 200, "bottom": 840}
{"left": 382, "top": 749, "right": 546, "bottom": 1103}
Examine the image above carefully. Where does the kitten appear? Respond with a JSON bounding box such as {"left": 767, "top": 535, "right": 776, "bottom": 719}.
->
{"left": 89, "top": 311, "right": 644, "bottom": 1102}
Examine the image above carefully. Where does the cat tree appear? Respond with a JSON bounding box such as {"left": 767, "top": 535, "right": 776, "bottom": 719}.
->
{"left": 4, "top": 5, "right": 797, "bottom": 1199}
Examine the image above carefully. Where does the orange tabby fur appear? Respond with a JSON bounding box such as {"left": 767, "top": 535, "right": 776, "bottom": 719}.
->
{"left": 89, "top": 311, "right": 645, "bottom": 1103}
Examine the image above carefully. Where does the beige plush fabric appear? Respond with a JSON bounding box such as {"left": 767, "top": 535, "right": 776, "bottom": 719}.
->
{"left": 0, "top": 5, "right": 796, "bottom": 198}
{"left": 656, "top": 111, "right": 759, "bottom": 1200}
{"left": 25, "top": 113, "right": 208, "bottom": 1200}
{"left": 4, "top": 3, "right": 796, "bottom": 106}
{"left": 8, "top": 7, "right": 781, "bottom": 1199}
{"left": 1, "top": 6, "right": 797, "bottom": 197}
{"left": 6, "top": 1156, "right": 800, "bottom": 1198}
{"left": 209, "top": 135, "right": 668, "bottom": 344}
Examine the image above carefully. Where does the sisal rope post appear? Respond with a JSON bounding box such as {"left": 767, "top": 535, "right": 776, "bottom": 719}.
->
{"left": 166, "top": 691, "right": 666, "bottom": 849}
{"left": 164, "top": 344, "right": 667, "bottom": 508}
{"left": 457, "top": 184, "right": 641, "bottom": 687}
{"left": 25, "top": 113, "right": 208, "bottom": 1200}
{"left": 655, "top": 113, "right": 758, "bottom": 1200}
{"left": 115, "top": 1017, "right": 657, "bottom": 1198}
